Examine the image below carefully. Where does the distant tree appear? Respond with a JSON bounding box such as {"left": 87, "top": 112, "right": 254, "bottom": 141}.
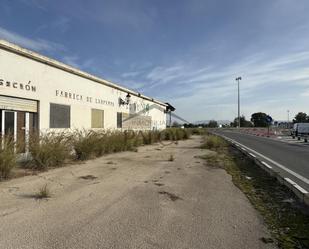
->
{"left": 184, "top": 123, "right": 196, "bottom": 128}
{"left": 172, "top": 121, "right": 181, "bottom": 127}
{"left": 250, "top": 112, "right": 272, "bottom": 127}
{"left": 207, "top": 120, "right": 218, "bottom": 128}
{"left": 293, "top": 112, "right": 309, "bottom": 123}
{"left": 231, "top": 116, "right": 253, "bottom": 127}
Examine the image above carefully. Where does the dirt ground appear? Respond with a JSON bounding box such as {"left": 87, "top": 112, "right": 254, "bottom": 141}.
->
{"left": 0, "top": 136, "right": 276, "bottom": 249}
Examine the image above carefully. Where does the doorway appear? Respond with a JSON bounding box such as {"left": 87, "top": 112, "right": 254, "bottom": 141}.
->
{"left": 1, "top": 110, "right": 38, "bottom": 152}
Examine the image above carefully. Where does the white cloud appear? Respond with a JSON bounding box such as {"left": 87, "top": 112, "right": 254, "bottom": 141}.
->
{"left": 62, "top": 55, "right": 80, "bottom": 68}
{"left": 122, "top": 71, "right": 142, "bottom": 78}
{"left": 19, "top": 0, "right": 48, "bottom": 11}
{"left": 0, "top": 26, "right": 65, "bottom": 52}
{"left": 36, "top": 17, "right": 71, "bottom": 34}
{"left": 300, "top": 89, "right": 309, "bottom": 97}
{"left": 131, "top": 49, "right": 309, "bottom": 122}
{"left": 61, "top": 0, "right": 157, "bottom": 31}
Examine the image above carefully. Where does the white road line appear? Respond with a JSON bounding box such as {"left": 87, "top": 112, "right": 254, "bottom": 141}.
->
{"left": 294, "top": 184, "right": 309, "bottom": 194}
{"left": 284, "top": 178, "right": 309, "bottom": 194}
{"left": 285, "top": 177, "right": 296, "bottom": 185}
{"left": 242, "top": 148, "right": 247, "bottom": 151}
{"left": 249, "top": 153, "right": 256, "bottom": 158}
{"left": 261, "top": 161, "right": 272, "bottom": 169}
{"left": 221, "top": 135, "right": 309, "bottom": 186}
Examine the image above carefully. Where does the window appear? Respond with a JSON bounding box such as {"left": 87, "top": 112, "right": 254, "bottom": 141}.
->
{"left": 50, "top": 103, "right": 70, "bottom": 128}
{"left": 91, "top": 109, "right": 104, "bottom": 128}
{"left": 117, "top": 112, "right": 122, "bottom": 128}
{"left": 130, "top": 103, "right": 137, "bottom": 112}
{"left": 29, "top": 112, "right": 39, "bottom": 136}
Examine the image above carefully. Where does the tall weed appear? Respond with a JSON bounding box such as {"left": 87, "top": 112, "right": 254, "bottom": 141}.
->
{"left": 0, "top": 138, "right": 16, "bottom": 179}
{"left": 72, "top": 130, "right": 99, "bottom": 160}
{"left": 29, "top": 132, "right": 71, "bottom": 170}
{"left": 201, "top": 135, "right": 226, "bottom": 151}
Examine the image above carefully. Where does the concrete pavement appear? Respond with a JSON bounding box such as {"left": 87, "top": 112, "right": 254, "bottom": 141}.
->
{"left": 0, "top": 136, "right": 276, "bottom": 249}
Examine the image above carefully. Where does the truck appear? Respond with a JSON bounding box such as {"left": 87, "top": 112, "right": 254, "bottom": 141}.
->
{"left": 291, "top": 123, "right": 309, "bottom": 141}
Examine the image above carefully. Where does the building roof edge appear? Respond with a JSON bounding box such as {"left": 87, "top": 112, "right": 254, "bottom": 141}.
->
{"left": 0, "top": 39, "right": 168, "bottom": 107}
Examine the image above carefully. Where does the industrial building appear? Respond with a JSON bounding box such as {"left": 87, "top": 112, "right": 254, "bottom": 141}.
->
{"left": 0, "top": 40, "right": 172, "bottom": 146}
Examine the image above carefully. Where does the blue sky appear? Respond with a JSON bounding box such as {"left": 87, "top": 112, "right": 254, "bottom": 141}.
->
{"left": 1, "top": 0, "right": 309, "bottom": 122}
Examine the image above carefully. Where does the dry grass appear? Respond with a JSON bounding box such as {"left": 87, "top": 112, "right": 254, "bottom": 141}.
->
{"left": 201, "top": 134, "right": 227, "bottom": 151}
{"left": 35, "top": 184, "right": 51, "bottom": 199}
{"left": 1, "top": 128, "right": 191, "bottom": 180}
{"left": 28, "top": 132, "right": 71, "bottom": 170}
{"left": 0, "top": 138, "right": 16, "bottom": 179}
{"left": 168, "top": 155, "right": 175, "bottom": 161}
{"left": 200, "top": 134, "right": 309, "bottom": 249}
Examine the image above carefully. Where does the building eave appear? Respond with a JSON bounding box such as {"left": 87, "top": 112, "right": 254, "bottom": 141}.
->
{"left": 0, "top": 39, "right": 168, "bottom": 107}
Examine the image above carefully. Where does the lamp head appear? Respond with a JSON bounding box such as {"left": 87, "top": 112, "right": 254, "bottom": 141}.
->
{"left": 126, "top": 93, "right": 131, "bottom": 104}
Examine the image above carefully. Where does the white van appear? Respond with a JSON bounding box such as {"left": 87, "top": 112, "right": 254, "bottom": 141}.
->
{"left": 291, "top": 123, "right": 309, "bottom": 140}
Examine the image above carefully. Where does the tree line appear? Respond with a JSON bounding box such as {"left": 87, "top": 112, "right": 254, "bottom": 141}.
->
{"left": 180, "top": 112, "right": 309, "bottom": 128}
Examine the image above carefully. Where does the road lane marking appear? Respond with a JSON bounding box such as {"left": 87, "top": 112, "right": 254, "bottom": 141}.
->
{"left": 294, "top": 184, "right": 309, "bottom": 194}
{"left": 284, "top": 178, "right": 309, "bottom": 194}
{"left": 220, "top": 134, "right": 309, "bottom": 186}
{"left": 285, "top": 177, "right": 296, "bottom": 186}
{"left": 249, "top": 153, "right": 256, "bottom": 158}
{"left": 261, "top": 161, "right": 272, "bottom": 169}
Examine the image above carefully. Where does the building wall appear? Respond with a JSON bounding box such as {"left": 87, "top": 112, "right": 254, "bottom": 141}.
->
{"left": 0, "top": 44, "right": 167, "bottom": 131}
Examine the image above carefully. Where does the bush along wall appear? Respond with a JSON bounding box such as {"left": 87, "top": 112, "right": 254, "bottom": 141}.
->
{"left": 0, "top": 138, "right": 16, "bottom": 180}
{"left": 0, "top": 128, "right": 192, "bottom": 180}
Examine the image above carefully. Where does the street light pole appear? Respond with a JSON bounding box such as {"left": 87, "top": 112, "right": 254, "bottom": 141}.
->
{"left": 287, "top": 110, "right": 290, "bottom": 128}
{"left": 236, "top": 77, "right": 242, "bottom": 128}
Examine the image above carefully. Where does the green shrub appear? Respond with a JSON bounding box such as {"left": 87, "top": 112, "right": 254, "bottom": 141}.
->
{"left": 175, "top": 129, "right": 183, "bottom": 140}
{"left": 29, "top": 132, "right": 71, "bottom": 169}
{"left": 107, "top": 131, "right": 127, "bottom": 152}
{"left": 0, "top": 138, "right": 16, "bottom": 179}
{"left": 165, "top": 129, "right": 176, "bottom": 140}
{"left": 190, "top": 128, "right": 207, "bottom": 135}
{"left": 160, "top": 129, "right": 172, "bottom": 140}
{"left": 123, "top": 131, "right": 137, "bottom": 151}
{"left": 163, "top": 128, "right": 191, "bottom": 141}
{"left": 133, "top": 132, "right": 144, "bottom": 147}
{"left": 141, "top": 131, "right": 153, "bottom": 145}
{"left": 72, "top": 130, "right": 100, "bottom": 160}
{"left": 183, "top": 129, "right": 190, "bottom": 139}
{"left": 25, "top": 128, "right": 193, "bottom": 172}
{"left": 92, "top": 132, "right": 107, "bottom": 157}
{"left": 201, "top": 135, "right": 226, "bottom": 151}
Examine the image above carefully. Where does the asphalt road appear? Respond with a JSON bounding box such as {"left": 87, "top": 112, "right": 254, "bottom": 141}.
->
{"left": 0, "top": 136, "right": 275, "bottom": 249}
{"left": 215, "top": 129, "right": 309, "bottom": 193}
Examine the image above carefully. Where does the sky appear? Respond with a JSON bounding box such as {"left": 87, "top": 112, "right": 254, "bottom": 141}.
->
{"left": 1, "top": 0, "right": 309, "bottom": 123}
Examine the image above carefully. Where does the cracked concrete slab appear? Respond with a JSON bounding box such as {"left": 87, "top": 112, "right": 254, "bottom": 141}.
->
{"left": 0, "top": 136, "right": 276, "bottom": 249}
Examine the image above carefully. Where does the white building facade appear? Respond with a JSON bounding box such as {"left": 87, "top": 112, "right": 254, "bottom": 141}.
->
{"left": 0, "top": 40, "right": 169, "bottom": 146}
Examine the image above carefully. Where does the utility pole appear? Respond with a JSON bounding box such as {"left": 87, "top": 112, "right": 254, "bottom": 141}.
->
{"left": 236, "top": 77, "right": 242, "bottom": 128}
{"left": 287, "top": 110, "right": 290, "bottom": 128}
